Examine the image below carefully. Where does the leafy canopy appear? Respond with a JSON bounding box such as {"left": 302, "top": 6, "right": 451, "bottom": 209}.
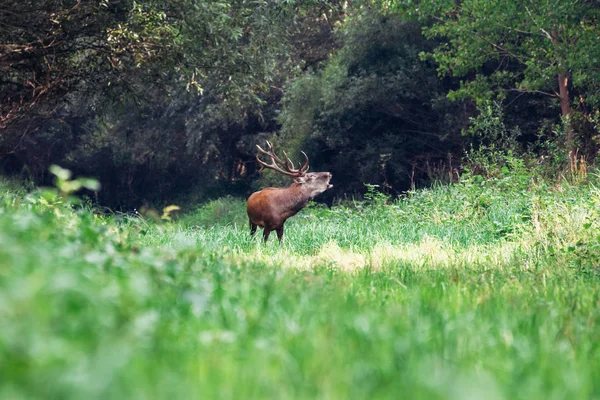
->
{"left": 388, "top": 0, "right": 600, "bottom": 106}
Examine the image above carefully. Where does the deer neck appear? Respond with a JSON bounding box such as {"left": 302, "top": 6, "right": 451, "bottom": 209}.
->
{"left": 284, "top": 182, "right": 312, "bottom": 210}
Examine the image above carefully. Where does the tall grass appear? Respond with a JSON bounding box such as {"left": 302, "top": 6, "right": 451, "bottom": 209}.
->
{"left": 1, "top": 172, "right": 599, "bottom": 399}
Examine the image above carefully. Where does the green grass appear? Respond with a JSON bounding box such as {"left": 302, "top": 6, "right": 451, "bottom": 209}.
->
{"left": 1, "top": 173, "right": 600, "bottom": 399}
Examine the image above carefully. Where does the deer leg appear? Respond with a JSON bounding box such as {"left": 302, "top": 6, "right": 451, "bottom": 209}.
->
{"left": 249, "top": 220, "right": 257, "bottom": 237}
{"left": 263, "top": 229, "right": 271, "bottom": 243}
{"left": 276, "top": 225, "right": 284, "bottom": 243}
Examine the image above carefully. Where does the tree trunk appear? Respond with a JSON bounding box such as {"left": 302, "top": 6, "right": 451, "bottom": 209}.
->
{"left": 557, "top": 72, "right": 578, "bottom": 169}
{"left": 551, "top": 25, "right": 575, "bottom": 162}
{"left": 557, "top": 73, "right": 573, "bottom": 152}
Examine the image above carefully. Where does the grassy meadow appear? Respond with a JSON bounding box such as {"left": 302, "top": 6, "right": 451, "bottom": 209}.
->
{"left": 1, "top": 171, "right": 600, "bottom": 399}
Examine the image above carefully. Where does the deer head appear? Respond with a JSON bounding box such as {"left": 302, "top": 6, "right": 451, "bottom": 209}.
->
{"left": 256, "top": 141, "right": 332, "bottom": 196}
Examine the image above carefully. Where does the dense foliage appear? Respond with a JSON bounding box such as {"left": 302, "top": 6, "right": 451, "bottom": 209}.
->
{"left": 1, "top": 1, "right": 598, "bottom": 205}
{"left": 278, "top": 10, "right": 466, "bottom": 195}
{"left": 390, "top": 0, "right": 600, "bottom": 155}
{"left": 0, "top": 0, "right": 342, "bottom": 206}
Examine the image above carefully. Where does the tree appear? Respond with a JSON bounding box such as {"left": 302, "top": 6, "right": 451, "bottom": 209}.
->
{"left": 278, "top": 8, "right": 465, "bottom": 196}
{"left": 389, "top": 0, "right": 600, "bottom": 157}
{"left": 0, "top": 0, "right": 344, "bottom": 206}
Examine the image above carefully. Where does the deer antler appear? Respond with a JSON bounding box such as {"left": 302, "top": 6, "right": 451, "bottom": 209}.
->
{"left": 282, "top": 150, "right": 309, "bottom": 174}
{"left": 256, "top": 141, "right": 309, "bottom": 177}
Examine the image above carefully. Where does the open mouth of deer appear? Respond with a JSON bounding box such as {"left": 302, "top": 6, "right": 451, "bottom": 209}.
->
{"left": 326, "top": 173, "right": 333, "bottom": 189}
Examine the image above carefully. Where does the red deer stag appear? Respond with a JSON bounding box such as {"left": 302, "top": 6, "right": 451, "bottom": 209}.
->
{"left": 247, "top": 141, "right": 333, "bottom": 243}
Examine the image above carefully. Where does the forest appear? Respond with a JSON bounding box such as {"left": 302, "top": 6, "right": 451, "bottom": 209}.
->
{"left": 1, "top": 1, "right": 600, "bottom": 398}
{"left": 2, "top": 0, "right": 598, "bottom": 207}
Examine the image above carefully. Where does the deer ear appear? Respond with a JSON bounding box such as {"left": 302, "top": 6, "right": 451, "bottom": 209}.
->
{"left": 294, "top": 176, "right": 306, "bottom": 184}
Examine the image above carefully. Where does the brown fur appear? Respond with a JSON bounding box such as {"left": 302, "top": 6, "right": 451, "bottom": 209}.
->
{"left": 247, "top": 172, "right": 332, "bottom": 243}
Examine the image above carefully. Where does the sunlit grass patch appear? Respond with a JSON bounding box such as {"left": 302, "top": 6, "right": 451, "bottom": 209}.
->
{"left": 219, "top": 235, "right": 532, "bottom": 275}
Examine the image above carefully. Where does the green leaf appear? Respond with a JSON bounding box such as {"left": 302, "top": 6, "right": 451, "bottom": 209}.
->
{"left": 49, "top": 165, "right": 72, "bottom": 181}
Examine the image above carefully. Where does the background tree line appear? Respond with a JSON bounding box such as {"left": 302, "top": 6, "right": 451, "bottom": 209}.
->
{"left": 1, "top": 0, "right": 598, "bottom": 208}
